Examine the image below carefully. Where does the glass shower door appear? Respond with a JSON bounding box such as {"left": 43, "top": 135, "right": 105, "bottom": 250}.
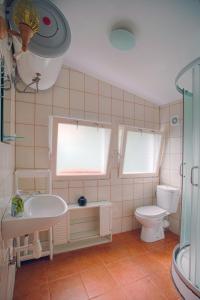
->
{"left": 180, "top": 90, "right": 193, "bottom": 248}
{"left": 190, "top": 64, "right": 200, "bottom": 288}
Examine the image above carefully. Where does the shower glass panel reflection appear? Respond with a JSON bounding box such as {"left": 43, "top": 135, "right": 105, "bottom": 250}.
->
{"left": 172, "top": 58, "right": 200, "bottom": 300}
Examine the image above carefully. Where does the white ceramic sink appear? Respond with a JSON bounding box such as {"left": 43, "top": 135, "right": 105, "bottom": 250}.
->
{"left": 2, "top": 194, "right": 68, "bottom": 240}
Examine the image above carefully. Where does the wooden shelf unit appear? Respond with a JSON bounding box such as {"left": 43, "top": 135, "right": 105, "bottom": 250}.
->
{"left": 53, "top": 201, "right": 112, "bottom": 254}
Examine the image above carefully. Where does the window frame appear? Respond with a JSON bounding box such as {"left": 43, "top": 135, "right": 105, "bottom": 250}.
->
{"left": 118, "top": 125, "right": 164, "bottom": 178}
{"left": 50, "top": 116, "right": 113, "bottom": 180}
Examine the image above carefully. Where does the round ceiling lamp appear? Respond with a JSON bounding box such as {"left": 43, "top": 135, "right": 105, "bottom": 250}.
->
{"left": 109, "top": 28, "right": 135, "bottom": 51}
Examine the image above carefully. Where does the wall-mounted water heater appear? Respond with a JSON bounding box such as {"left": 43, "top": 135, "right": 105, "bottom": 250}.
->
{"left": 7, "top": 0, "right": 71, "bottom": 90}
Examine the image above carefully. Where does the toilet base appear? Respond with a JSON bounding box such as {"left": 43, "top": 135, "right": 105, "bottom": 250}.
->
{"left": 141, "top": 225, "right": 165, "bottom": 242}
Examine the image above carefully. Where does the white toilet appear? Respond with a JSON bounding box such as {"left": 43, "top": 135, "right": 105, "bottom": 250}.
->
{"left": 135, "top": 185, "right": 180, "bottom": 242}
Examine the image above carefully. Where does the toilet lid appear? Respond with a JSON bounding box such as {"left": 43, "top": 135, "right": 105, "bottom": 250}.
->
{"left": 136, "top": 206, "right": 167, "bottom": 218}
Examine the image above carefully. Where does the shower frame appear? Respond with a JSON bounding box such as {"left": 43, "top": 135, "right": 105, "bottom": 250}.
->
{"left": 172, "top": 57, "right": 200, "bottom": 300}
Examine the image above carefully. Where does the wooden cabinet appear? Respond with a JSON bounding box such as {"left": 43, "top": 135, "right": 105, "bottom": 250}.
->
{"left": 53, "top": 201, "right": 112, "bottom": 254}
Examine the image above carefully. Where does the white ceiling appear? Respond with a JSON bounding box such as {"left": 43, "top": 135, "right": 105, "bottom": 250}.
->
{"left": 53, "top": 0, "right": 200, "bottom": 105}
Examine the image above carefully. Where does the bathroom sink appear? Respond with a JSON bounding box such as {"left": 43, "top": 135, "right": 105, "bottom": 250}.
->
{"left": 2, "top": 194, "right": 68, "bottom": 240}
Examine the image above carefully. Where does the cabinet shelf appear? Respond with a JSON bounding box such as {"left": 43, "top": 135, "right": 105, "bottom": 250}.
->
{"left": 70, "top": 229, "right": 99, "bottom": 241}
{"left": 70, "top": 216, "right": 98, "bottom": 225}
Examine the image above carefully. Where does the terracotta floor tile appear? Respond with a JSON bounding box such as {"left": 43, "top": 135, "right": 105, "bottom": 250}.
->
{"left": 47, "top": 255, "right": 80, "bottom": 282}
{"left": 150, "top": 269, "right": 181, "bottom": 300}
{"left": 80, "top": 265, "right": 117, "bottom": 298}
{"left": 92, "top": 288, "right": 127, "bottom": 300}
{"left": 14, "top": 230, "right": 181, "bottom": 300}
{"left": 125, "top": 240, "right": 149, "bottom": 258}
{"left": 49, "top": 274, "right": 88, "bottom": 300}
{"left": 106, "top": 257, "right": 147, "bottom": 286}
{"left": 74, "top": 248, "right": 104, "bottom": 272}
{"left": 122, "top": 277, "right": 167, "bottom": 300}
{"left": 99, "top": 244, "right": 130, "bottom": 264}
{"left": 14, "top": 260, "right": 48, "bottom": 294}
{"left": 13, "top": 284, "right": 50, "bottom": 300}
{"left": 131, "top": 254, "right": 166, "bottom": 275}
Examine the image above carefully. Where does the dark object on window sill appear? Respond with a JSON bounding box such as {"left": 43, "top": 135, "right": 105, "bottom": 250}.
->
{"left": 78, "top": 196, "right": 87, "bottom": 206}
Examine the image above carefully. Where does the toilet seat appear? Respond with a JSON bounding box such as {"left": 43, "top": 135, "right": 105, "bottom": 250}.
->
{"left": 135, "top": 205, "right": 167, "bottom": 218}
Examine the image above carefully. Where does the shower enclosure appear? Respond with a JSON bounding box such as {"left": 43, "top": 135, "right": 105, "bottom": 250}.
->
{"left": 172, "top": 57, "right": 200, "bottom": 299}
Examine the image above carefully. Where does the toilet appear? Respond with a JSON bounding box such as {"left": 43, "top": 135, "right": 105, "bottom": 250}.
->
{"left": 135, "top": 185, "right": 180, "bottom": 242}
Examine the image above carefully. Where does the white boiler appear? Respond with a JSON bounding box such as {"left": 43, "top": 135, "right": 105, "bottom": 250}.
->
{"left": 7, "top": 0, "right": 71, "bottom": 90}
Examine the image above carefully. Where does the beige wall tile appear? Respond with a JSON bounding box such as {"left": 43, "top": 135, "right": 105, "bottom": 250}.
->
{"left": 16, "top": 102, "right": 34, "bottom": 124}
{"left": 144, "top": 106, "right": 154, "bottom": 122}
{"left": 16, "top": 124, "right": 34, "bottom": 147}
{"left": 53, "top": 86, "right": 69, "bottom": 108}
{"left": 99, "top": 81, "right": 111, "bottom": 97}
{"left": 16, "top": 91, "right": 35, "bottom": 103}
{"left": 112, "top": 99, "right": 123, "bottom": 116}
{"left": 70, "top": 90, "right": 84, "bottom": 110}
{"left": 134, "top": 103, "right": 144, "bottom": 121}
{"left": 55, "top": 67, "right": 69, "bottom": 89}
{"left": 124, "top": 91, "right": 134, "bottom": 102}
{"left": 85, "top": 75, "right": 98, "bottom": 94}
{"left": 85, "top": 93, "right": 98, "bottom": 113}
{"left": 36, "top": 89, "right": 53, "bottom": 106}
{"left": 112, "top": 86, "right": 123, "bottom": 100}
{"left": 35, "top": 148, "right": 49, "bottom": 168}
{"left": 35, "top": 104, "right": 52, "bottom": 126}
{"left": 112, "top": 218, "right": 122, "bottom": 234}
{"left": 70, "top": 69, "right": 84, "bottom": 91}
{"left": 35, "top": 126, "right": 49, "bottom": 147}
{"left": 124, "top": 101, "right": 134, "bottom": 119}
{"left": 16, "top": 146, "right": 34, "bottom": 168}
{"left": 99, "top": 96, "right": 111, "bottom": 115}
{"left": 112, "top": 201, "right": 123, "bottom": 218}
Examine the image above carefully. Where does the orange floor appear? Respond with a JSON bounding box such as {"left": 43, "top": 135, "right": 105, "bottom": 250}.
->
{"left": 14, "top": 230, "right": 182, "bottom": 300}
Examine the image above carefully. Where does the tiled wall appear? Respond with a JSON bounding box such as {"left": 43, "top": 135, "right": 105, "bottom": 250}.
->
{"left": 0, "top": 40, "right": 15, "bottom": 298}
{"left": 15, "top": 66, "right": 160, "bottom": 233}
{"left": 159, "top": 100, "right": 183, "bottom": 234}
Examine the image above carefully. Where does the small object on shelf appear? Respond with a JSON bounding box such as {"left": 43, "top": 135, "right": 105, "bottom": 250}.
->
{"left": 78, "top": 196, "right": 87, "bottom": 206}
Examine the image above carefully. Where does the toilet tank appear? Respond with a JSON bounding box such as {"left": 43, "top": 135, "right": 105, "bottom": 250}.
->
{"left": 157, "top": 185, "right": 180, "bottom": 213}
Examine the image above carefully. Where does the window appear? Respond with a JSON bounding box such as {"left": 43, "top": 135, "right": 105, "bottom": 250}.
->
{"left": 119, "top": 126, "right": 163, "bottom": 177}
{"left": 51, "top": 117, "right": 112, "bottom": 178}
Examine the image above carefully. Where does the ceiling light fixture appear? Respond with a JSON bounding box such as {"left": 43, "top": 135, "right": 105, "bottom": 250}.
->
{"left": 109, "top": 28, "right": 135, "bottom": 51}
